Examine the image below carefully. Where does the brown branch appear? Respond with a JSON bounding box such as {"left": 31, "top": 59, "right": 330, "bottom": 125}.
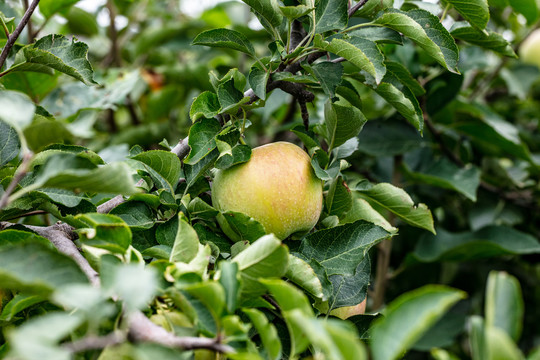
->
{"left": 104, "top": 0, "right": 122, "bottom": 67}
{"left": 125, "top": 95, "right": 141, "bottom": 126}
{"left": 96, "top": 178, "right": 145, "bottom": 214}
{"left": 290, "top": 20, "right": 306, "bottom": 52}
{"left": 64, "top": 331, "right": 126, "bottom": 352}
{"left": 348, "top": 0, "right": 369, "bottom": 17}
{"left": 0, "top": 0, "right": 40, "bottom": 71}
{"left": 22, "top": 0, "right": 35, "bottom": 43}
{"left": 299, "top": 100, "right": 309, "bottom": 130}
{"left": 371, "top": 155, "right": 402, "bottom": 310}
{"left": 0, "top": 152, "right": 33, "bottom": 210}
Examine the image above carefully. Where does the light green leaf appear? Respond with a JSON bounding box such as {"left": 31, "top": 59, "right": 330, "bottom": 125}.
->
{"left": 341, "top": 198, "right": 398, "bottom": 233}
{"left": 193, "top": 28, "right": 255, "bottom": 56}
{"left": 243, "top": 308, "right": 282, "bottom": 360}
{"left": 108, "top": 264, "right": 158, "bottom": 311}
{"left": 279, "top": 4, "right": 313, "bottom": 20}
{"left": 232, "top": 235, "right": 289, "bottom": 298}
{"left": 485, "top": 271, "right": 524, "bottom": 341}
{"left": 0, "top": 90, "right": 36, "bottom": 129}
{"left": 315, "top": 34, "right": 386, "bottom": 84}
{"left": 352, "top": 0, "right": 393, "bottom": 18}
{"left": 446, "top": 0, "right": 489, "bottom": 31}
{"left": 218, "top": 211, "right": 267, "bottom": 243}
{"left": 299, "top": 220, "right": 390, "bottom": 276}
{"left": 0, "top": 242, "right": 88, "bottom": 295}
{"left": 170, "top": 213, "right": 200, "bottom": 263}
{"left": 371, "top": 286, "right": 466, "bottom": 360}
{"left": 7, "top": 312, "right": 84, "bottom": 360}
{"left": 352, "top": 181, "right": 435, "bottom": 233}
{"left": 413, "top": 226, "right": 540, "bottom": 262}
{"left": 0, "top": 294, "right": 45, "bottom": 322}
{"left": 372, "top": 8, "right": 460, "bottom": 73}
{"left": 286, "top": 254, "right": 324, "bottom": 299}
{"left": 76, "top": 213, "right": 132, "bottom": 253}
{"left": 39, "top": 0, "right": 80, "bottom": 18}
{"left": 219, "top": 262, "right": 241, "bottom": 314}
{"left": 0, "top": 120, "right": 20, "bottom": 167}
{"left": 12, "top": 35, "right": 97, "bottom": 85}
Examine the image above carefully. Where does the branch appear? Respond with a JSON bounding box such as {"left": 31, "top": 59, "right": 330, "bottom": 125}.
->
{"left": 299, "top": 100, "right": 310, "bottom": 130}
{"left": 0, "top": 0, "right": 40, "bottom": 71}
{"left": 63, "top": 331, "right": 126, "bottom": 353}
{"left": 348, "top": 0, "right": 369, "bottom": 17}
{"left": 171, "top": 137, "right": 191, "bottom": 160}
{"left": 22, "top": 0, "right": 35, "bottom": 43}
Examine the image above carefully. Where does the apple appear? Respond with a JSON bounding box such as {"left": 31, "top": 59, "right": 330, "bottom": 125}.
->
{"left": 519, "top": 29, "right": 540, "bottom": 68}
{"left": 329, "top": 298, "right": 367, "bottom": 319}
{"left": 211, "top": 141, "right": 323, "bottom": 240}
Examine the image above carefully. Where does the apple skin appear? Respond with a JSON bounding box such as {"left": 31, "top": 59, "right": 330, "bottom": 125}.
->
{"left": 519, "top": 29, "right": 540, "bottom": 68}
{"left": 330, "top": 298, "right": 367, "bottom": 320}
{"left": 211, "top": 142, "right": 323, "bottom": 240}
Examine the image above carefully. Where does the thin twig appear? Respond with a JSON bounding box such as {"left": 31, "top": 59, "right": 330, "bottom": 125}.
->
{"left": 126, "top": 95, "right": 141, "bottom": 126}
{"left": 299, "top": 100, "right": 309, "bottom": 130}
{"left": 0, "top": 152, "right": 33, "bottom": 210}
{"left": 96, "top": 178, "right": 145, "bottom": 214}
{"left": 0, "top": 0, "right": 40, "bottom": 71}
{"left": 23, "top": 0, "right": 35, "bottom": 43}
{"left": 104, "top": 0, "right": 122, "bottom": 67}
{"left": 348, "top": 0, "right": 369, "bottom": 17}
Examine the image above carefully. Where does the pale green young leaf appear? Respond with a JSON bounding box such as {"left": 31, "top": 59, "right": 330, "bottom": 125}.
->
{"left": 0, "top": 90, "right": 36, "bottom": 129}
{"left": 286, "top": 254, "right": 325, "bottom": 299}
{"left": 170, "top": 213, "right": 200, "bottom": 263}
{"left": 243, "top": 308, "right": 282, "bottom": 360}
{"left": 76, "top": 213, "right": 132, "bottom": 253}
{"left": 371, "top": 286, "right": 466, "bottom": 360}
{"left": 189, "top": 91, "right": 220, "bottom": 122}
{"left": 131, "top": 150, "right": 182, "bottom": 191}
{"left": 485, "top": 271, "right": 524, "bottom": 341}
{"left": 279, "top": 4, "right": 313, "bottom": 20}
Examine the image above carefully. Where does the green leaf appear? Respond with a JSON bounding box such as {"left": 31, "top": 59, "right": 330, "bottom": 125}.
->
{"left": 357, "top": 119, "right": 424, "bottom": 157}
{"left": 219, "top": 262, "right": 241, "bottom": 314}
{"left": 352, "top": 0, "right": 393, "bottom": 18}
{"left": 31, "top": 153, "right": 137, "bottom": 195}
{"left": 7, "top": 312, "right": 84, "bottom": 360}
{"left": 0, "top": 90, "right": 36, "bottom": 129}
{"left": 412, "top": 226, "right": 540, "bottom": 262}
{"left": 32, "top": 188, "right": 86, "bottom": 208}
{"left": 192, "top": 28, "right": 255, "bottom": 56}
{"left": 131, "top": 150, "right": 182, "bottom": 192}
{"left": 0, "top": 242, "right": 88, "bottom": 295}
{"left": 189, "top": 91, "right": 220, "bottom": 122}
{"left": 469, "top": 316, "right": 525, "bottom": 360}
{"left": 13, "top": 35, "right": 97, "bottom": 85}
{"left": 217, "top": 78, "right": 250, "bottom": 114}
{"left": 405, "top": 157, "right": 481, "bottom": 201}
{"left": 243, "top": 308, "right": 282, "bottom": 360}
{"left": 326, "top": 176, "right": 352, "bottom": 218}
{"left": 299, "top": 220, "right": 390, "bottom": 276}
{"left": 306, "top": 61, "right": 343, "bottom": 98}
{"left": 232, "top": 235, "right": 289, "bottom": 298}
{"left": 352, "top": 181, "right": 435, "bottom": 233}
{"left": 485, "top": 271, "right": 524, "bottom": 341}
{"left": 508, "top": 0, "right": 539, "bottom": 24}
{"left": 218, "top": 211, "right": 267, "bottom": 243}
{"left": 279, "top": 4, "right": 313, "bottom": 20}
{"left": 368, "top": 72, "right": 424, "bottom": 131}
{"left": 0, "top": 120, "right": 20, "bottom": 167}
{"left": 239, "top": 0, "right": 283, "bottom": 27}
{"left": 286, "top": 254, "right": 324, "bottom": 299}
{"left": 315, "top": 35, "right": 386, "bottom": 84}
{"left": 184, "top": 118, "right": 222, "bottom": 165}
{"left": 170, "top": 213, "right": 200, "bottom": 263}
{"left": 0, "top": 294, "right": 45, "bottom": 322}
{"left": 372, "top": 9, "right": 460, "bottom": 74}
{"left": 451, "top": 23, "right": 516, "bottom": 57}
{"left": 39, "top": 0, "right": 80, "bottom": 18}
{"left": 315, "top": 0, "right": 348, "bottom": 33}
{"left": 371, "top": 286, "right": 466, "bottom": 360}
{"left": 324, "top": 99, "right": 367, "bottom": 151}
{"left": 248, "top": 66, "right": 269, "bottom": 100}
{"left": 349, "top": 26, "right": 403, "bottom": 44}
{"left": 76, "top": 213, "right": 132, "bottom": 253}
{"left": 341, "top": 197, "right": 397, "bottom": 233}
{"left": 385, "top": 61, "right": 426, "bottom": 96}
{"left": 446, "top": 0, "right": 489, "bottom": 31}
{"left": 107, "top": 264, "right": 158, "bottom": 311}
{"left": 109, "top": 201, "right": 155, "bottom": 230}
{"left": 215, "top": 144, "right": 252, "bottom": 170}
{"left": 187, "top": 197, "right": 219, "bottom": 220}
{"left": 328, "top": 255, "right": 370, "bottom": 309}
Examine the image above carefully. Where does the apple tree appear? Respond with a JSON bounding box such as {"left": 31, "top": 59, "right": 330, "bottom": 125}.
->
{"left": 0, "top": 0, "right": 539, "bottom": 359}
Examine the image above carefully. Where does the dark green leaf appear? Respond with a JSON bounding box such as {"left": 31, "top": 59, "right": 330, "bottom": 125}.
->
{"left": 218, "top": 211, "right": 267, "bottom": 243}
{"left": 248, "top": 66, "right": 269, "bottom": 100}
{"left": 110, "top": 201, "right": 154, "bottom": 230}
{"left": 189, "top": 91, "right": 220, "bottom": 122}
{"left": 328, "top": 255, "right": 370, "bottom": 309}
{"left": 315, "top": 0, "right": 348, "bottom": 33}
{"left": 0, "top": 120, "right": 20, "bottom": 167}
{"left": 451, "top": 23, "right": 516, "bottom": 57}
{"left": 446, "top": 0, "right": 490, "bottom": 31}
{"left": 413, "top": 226, "right": 540, "bottom": 262}
{"left": 239, "top": 0, "right": 284, "bottom": 27}
{"left": 307, "top": 61, "right": 343, "bottom": 98}
{"left": 324, "top": 100, "right": 367, "bottom": 151}
{"left": 132, "top": 150, "right": 182, "bottom": 192}
{"left": 349, "top": 26, "right": 403, "bottom": 44}
{"left": 0, "top": 293, "right": 45, "bottom": 322}
{"left": 39, "top": 0, "right": 80, "bottom": 18}
{"left": 299, "top": 220, "right": 390, "bottom": 276}
{"left": 357, "top": 118, "right": 424, "bottom": 156}
{"left": 326, "top": 176, "right": 352, "bottom": 218}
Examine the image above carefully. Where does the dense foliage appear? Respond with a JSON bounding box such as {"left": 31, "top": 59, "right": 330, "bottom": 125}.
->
{"left": 0, "top": 0, "right": 539, "bottom": 359}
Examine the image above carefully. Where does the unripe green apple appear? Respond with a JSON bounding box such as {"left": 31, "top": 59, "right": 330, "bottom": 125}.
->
{"left": 212, "top": 142, "right": 323, "bottom": 240}
{"left": 519, "top": 29, "right": 540, "bottom": 68}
